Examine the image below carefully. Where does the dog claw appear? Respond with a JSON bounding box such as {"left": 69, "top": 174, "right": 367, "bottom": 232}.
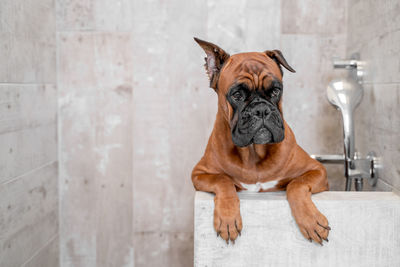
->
{"left": 235, "top": 220, "right": 242, "bottom": 237}
{"left": 217, "top": 231, "right": 220, "bottom": 237}
{"left": 308, "top": 238, "right": 312, "bottom": 242}
{"left": 318, "top": 222, "right": 331, "bottom": 231}
{"left": 314, "top": 230, "right": 323, "bottom": 244}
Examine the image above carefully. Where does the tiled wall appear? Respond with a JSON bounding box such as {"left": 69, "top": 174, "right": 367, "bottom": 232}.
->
{"left": 280, "top": 0, "right": 348, "bottom": 190}
{"left": 56, "top": 1, "right": 135, "bottom": 266}
{"left": 132, "top": 0, "right": 348, "bottom": 265}
{"left": 5, "top": 0, "right": 398, "bottom": 266}
{"left": 0, "top": 0, "right": 59, "bottom": 266}
{"left": 56, "top": 0, "right": 349, "bottom": 266}
{"left": 347, "top": 0, "right": 400, "bottom": 192}
{"left": 131, "top": 1, "right": 208, "bottom": 266}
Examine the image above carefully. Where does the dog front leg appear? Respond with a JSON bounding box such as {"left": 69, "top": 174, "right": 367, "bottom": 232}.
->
{"left": 192, "top": 173, "right": 242, "bottom": 244}
{"left": 286, "top": 168, "right": 331, "bottom": 245}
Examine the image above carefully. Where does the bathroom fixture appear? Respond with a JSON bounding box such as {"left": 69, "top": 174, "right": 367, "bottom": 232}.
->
{"left": 311, "top": 54, "right": 380, "bottom": 191}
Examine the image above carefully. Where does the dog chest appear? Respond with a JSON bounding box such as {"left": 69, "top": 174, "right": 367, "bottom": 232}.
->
{"left": 240, "top": 180, "right": 278, "bottom": 192}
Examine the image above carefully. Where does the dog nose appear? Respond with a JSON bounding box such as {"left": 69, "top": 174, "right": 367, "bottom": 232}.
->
{"left": 252, "top": 103, "right": 271, "bottom": 118}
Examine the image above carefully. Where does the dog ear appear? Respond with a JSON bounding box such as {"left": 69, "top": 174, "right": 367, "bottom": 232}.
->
{"left": 194, "top": 37, "right": 230, "bottom": 90}
{"left": 265, "top": 50, "right": 296, "bottom": 75}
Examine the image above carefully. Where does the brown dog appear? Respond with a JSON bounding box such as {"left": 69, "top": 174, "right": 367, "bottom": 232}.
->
{"left": 192, "top": 37, "right": 330, "bottom": 245}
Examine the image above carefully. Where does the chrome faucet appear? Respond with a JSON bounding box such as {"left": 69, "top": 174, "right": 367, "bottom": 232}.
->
{"left": 311, "top": 54, "right": 380, "bottom": 191}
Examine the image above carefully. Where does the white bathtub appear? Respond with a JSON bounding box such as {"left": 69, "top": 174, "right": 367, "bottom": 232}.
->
{"left": 194, "top": 191, "right": 400, "bottom": 267}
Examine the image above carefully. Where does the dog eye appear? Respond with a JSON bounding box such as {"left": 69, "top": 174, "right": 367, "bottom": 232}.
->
{"left": 270, "top": 88, "right": 280, "bottom": 97}
{"left": 232, "top": 91, "right": 244, "bottom": 101}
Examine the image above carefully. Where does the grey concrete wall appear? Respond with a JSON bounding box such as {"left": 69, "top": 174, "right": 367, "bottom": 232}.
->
{"left": 6, "top": 0, "right": 397, "bottom": 266}
{"left": 56, "top": 0, "right": 349, "bottom": 266}
{"left": 347, "top": 0, "right": 400, "bottom": 192}
{"left": 133, "top": 0, "right": 348, "bottom": 265}
{"left": 0, "top": 0, "right": 59, "bottom": 266}
{"left": 280, "top": 0, "right": 348, "bottom": 190}
{"left": 56, "top": 1, "right": 135, "bottom": 267}
{"left": 3, "top": 0, "right": 398, "bottom": 266}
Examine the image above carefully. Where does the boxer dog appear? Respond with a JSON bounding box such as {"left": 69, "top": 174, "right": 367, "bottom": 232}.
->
{"left": 192, "top": 37, "right": 330, "bottom": 245}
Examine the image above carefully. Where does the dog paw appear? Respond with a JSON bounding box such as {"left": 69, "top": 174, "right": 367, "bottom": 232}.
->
{"left": 293, "top": 202, "right": 330, "bottom": 245}
{"left": 213, "top": 196, "right": 242, "bottom": 244}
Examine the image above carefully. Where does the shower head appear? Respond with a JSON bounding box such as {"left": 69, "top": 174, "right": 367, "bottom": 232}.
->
{"left": 326, "top": 77, "right": 363, "bottom": 165}
{"left": 326, "top": 78, "right": 363, "bottom": 113}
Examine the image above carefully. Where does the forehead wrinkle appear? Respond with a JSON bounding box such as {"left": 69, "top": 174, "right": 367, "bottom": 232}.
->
{"left": 262, "top": 74, "right": 281, "bottom": 90}
{"left": 241, "top": 59, "right": 267, "bottom": 73}
{"left": 239, "top": 60, "right": 272, "bottom": 90}
{"left": 236, "top": 74, "right": 255, "bottom": 90}
{"left": 239, "top": 67, "right": 263, "bottom": 90}
{"left": 252, "top": 73, "right": 259, "bottom": 89}
{"left": 258, "top": 70, "right": 270, "bottom": 89}
{"left": 220, "top": 53, "right": 282, "bottom": 93}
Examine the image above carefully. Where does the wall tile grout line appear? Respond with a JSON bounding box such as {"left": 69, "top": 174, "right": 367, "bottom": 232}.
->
{"left": 0, "top": 119, "right": 56, "bottom": 136}
{"left": 19, "top": 234, "right": 59, "bottom": 267}
{"left": 0, "top": 83, "right": 56, "bottom": 86}
{"left": 56, "top": 30, "right": 133, "bottom": 34}
{"left": 0, "top": 160, "right": 56, "bottom": 187}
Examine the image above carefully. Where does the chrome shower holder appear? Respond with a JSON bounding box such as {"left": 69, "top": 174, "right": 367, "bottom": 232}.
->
{"left": 312, "top": 151, "right": 380, "bottom": 191}
{"left": 349, "top": 151, "right": 380, "bottom": 190}
{"left": 311, "top": 54, "right": 380, "bottom": 191}
{"left": 333, "top": 52, "right": 365, "bottom": 83}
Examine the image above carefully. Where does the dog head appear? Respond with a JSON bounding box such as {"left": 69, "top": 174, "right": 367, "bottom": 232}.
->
{"left": 194, "top": 37, "right": 295, "bottom": 147}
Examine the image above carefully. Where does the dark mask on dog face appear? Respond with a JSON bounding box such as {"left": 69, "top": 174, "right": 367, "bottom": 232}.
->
{"left": 227, "top": 80, "right": 284, "bottom": 147}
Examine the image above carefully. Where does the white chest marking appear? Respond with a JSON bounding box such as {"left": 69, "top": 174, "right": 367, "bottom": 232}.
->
{"left": 240, "top": 180, "right": 278, "bottom": 192}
